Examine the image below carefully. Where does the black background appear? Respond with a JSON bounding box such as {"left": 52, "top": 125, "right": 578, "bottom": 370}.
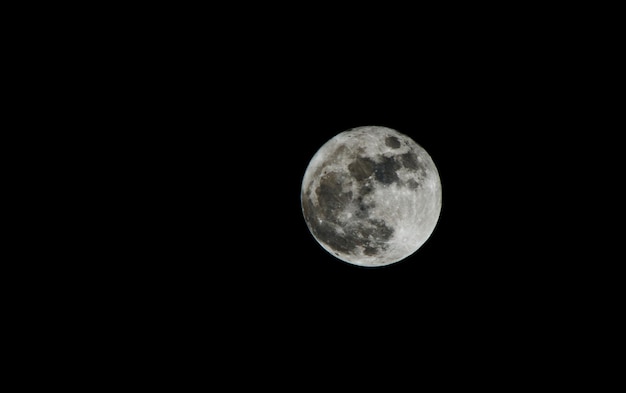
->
{"left": 48, "top": 5, "right": 617, "bottom": 385}
{"left": 116, "top": 27, "right": 570, "bottom": 359}
{"left": 131, "top": 26, "right": 558, "bottom": 292}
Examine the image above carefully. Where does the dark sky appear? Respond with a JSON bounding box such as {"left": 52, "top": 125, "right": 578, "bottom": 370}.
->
{"left": 124, "top": 34, "right": 563, "bottom": 314}
{"left": 95, "top": 12, "right": 610, "bottom": 380}
{"left": 131, "top": 63, "right": 560, "bottom": 336}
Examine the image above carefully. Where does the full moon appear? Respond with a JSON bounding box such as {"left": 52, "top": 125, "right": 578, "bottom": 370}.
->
{"left": 301, "top": 126, "right": 442, "bottom": 267}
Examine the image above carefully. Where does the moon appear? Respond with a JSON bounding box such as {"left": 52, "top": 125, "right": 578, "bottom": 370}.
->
{"left": 301, "top": 125, "right": 442, "bottom": 267}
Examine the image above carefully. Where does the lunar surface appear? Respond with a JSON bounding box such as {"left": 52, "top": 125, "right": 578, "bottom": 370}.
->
{"left": 301, "top": 126, "right": 442, "bottom": 267}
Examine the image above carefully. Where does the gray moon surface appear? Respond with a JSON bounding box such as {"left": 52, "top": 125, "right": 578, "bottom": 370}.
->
{"left": 301, "top": 126, "right": 442, "bottom": 267}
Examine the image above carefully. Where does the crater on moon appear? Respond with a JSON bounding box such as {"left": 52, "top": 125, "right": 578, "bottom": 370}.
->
{"left": 301, "top": 125, "right": 442, "bottom": 267}
{"left": 385, "top": 135, "right": 401, "bottom": 149}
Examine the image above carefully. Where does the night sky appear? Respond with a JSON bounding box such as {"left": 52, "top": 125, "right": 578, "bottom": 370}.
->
{"left": 131, "top": 41, "right": 558, "bottom": 324}
{"left": 93, "top": 11, "right": 605, "bottom": 382}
